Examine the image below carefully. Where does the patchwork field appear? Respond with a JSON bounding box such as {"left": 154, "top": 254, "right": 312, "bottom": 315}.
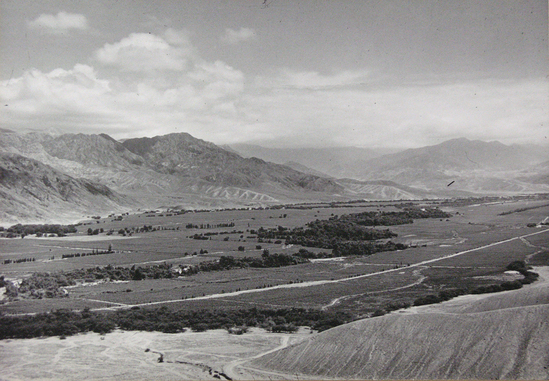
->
{"left": 1, "top": 197, "right": 549, "bottom": 317}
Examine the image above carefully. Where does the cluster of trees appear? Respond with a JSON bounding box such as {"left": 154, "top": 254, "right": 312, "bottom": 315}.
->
{"left": 413, "top": 261, "right": 539, "bottom": 307}
{"left": 11, "top": 263, "right": 175, "bottom": 299}
{"left": 14, "top": 273, "right": 74, "bottom": 299}
{"left": 67, "top": 262, "right": 176, "bottom": 283}
{"left": 0, "top": 224, "right": 77, "bottom": 238}
{"left": 0, "top": 306, "right": 352, "bottom": 339}
{"left": 3, "top": 257, "right": 36, "bottom": 265}
{"left": 116, "top": 225, "right": 159, "bottom": 236}
{"left": 256, "top": 221, "right": 396, "bottom": 243}
{"left": 180, "top": 252, "right": 308, "bottom": 275}
{"left": 254, "top": 217, "right": 405, "bottom": 257}
{"left": 340, "top": 207, "right": 451, "bottom": 226}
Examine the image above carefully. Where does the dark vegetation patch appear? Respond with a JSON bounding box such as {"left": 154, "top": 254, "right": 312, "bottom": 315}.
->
{"left": 0, "top": 306, "right": 351, "bottom": 340}
{"left": 5, "top": 252, "right": 309, "bottom": 300}
{"left": 0, "top": 223, "right": 77, "bottom": 238}
{"left": 412, "top": 261, "right": 538, "bottom": 307}
{"left": 254, "top": 207, "right": 447, "bottom": 256}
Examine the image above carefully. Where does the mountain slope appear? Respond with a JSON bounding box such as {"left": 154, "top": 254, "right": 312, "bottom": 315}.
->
{"left": 122, "top": 133, "right": 344, "bottom": 193}
{"left": 357, "top": 138, "right": 549, "bottom": 193}
{"left": 0, "top": 131, "right": 349, "bottom": 221}
{"left": 251, "top": 279, "right": 549, "bottom": 380}
{"left": 0, "top": 153, "right": 133, "bottom": 224}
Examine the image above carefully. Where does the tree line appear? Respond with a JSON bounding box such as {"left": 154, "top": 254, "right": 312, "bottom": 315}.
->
{"left": 7, "top": 252, "right": 310, "bottom": 299}
{"left": 412, "top": 261, "right": 539, "bottom": 307}
{"left": 339, "top": 207, "right": 451, "bottom": 226}
{"left": 0, "top": 306, "right": 352, "bottom": 339}
{"left": 0, "top": 223, "right": 77, "bottom": 238}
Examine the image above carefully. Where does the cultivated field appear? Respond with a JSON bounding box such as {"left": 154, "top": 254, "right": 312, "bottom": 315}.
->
{"left": 1, "top": 196, "right": 549, "bottom": 380}
{"left": 1, "top": 198, "right": 549, "bottom": 316}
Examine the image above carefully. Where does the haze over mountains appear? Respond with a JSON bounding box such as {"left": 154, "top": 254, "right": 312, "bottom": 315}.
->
{"left": 1, "top": 129, "right": 548, "bottom": 224}
{"left": 231, "top": 138, "right": 549, "bottom": 193}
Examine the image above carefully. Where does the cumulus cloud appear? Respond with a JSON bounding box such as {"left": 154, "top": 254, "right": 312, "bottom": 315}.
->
{"left": 27, "top": 11, "right": 89, "bottom": 34}
{"left": 220, "top": 27, "right": 256, "bottom": 44}
{"left": 2, "top": 28, "right": 546, "bottom": 149}
{"left": 95, "top": 32, "right": 191, "bottom": 72}
{"left": 0, "top": 31, "right": 247, "bottom": 140}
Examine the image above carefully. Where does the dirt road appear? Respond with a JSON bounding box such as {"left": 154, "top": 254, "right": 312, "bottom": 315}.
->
{"left": 90, "top": 228, "right": 549, "bottom": 312}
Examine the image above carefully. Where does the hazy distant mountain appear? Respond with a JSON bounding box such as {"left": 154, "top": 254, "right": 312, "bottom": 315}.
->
{"left": 0, "top": 153, "right": 133, "bottom": 224}
{"left": 283, "top": 161, "right": 332, "bottom": 178}
{"left": 518, "top": 159, "right": 549, "bottom": 185}
{"left": 229, "top": 143, "right": 394, "bottom": 178}
{"left": 357, "top": 138, "right": 549, "bottom": 193}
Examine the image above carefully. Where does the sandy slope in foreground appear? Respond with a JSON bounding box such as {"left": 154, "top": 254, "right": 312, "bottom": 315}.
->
{"left": 250, "top": 267, "right": 549, "bottom": 380}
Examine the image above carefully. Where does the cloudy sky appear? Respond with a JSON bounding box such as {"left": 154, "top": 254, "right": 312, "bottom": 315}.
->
{"left": 1, "top": 0, "right": 547, "bottom": 149}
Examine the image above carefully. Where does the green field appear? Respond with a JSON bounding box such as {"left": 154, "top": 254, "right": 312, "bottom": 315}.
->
{"left": 2, "top": 197, "right": 549, "bottom": 317}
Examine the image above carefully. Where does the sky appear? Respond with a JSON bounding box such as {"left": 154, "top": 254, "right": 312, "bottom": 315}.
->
{"left": 0, "top": 0, "right": 547, "bottom": 149}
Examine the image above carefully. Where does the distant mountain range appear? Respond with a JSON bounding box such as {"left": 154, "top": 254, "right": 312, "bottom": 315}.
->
{"left": 227, "top": 143, "right": 395, "bottom": 179}
{"left": 231, "top": 138, "right": 549, "bottom": 194}
{"left": 1, "top": 129, "right": 548, "bottom": 224}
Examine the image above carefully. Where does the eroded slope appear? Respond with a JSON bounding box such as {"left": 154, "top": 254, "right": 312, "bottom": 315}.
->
{"left": 251, "top": 273, "right": 549, "bottom": 380}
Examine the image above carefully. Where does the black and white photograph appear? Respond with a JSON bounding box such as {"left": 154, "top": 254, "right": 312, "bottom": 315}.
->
{"left": 1, "top": 0, "right": 548, "bottom": 379}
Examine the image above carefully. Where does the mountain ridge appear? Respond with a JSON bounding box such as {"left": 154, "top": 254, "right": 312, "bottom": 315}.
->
{"left": 1, "top": 131, "right": 548, "bottom": 224}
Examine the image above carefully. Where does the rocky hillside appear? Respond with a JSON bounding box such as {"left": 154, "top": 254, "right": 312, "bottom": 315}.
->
{"left": 0, "top": 153, "right": 133, "bottom": 224}
{"left": 122, "top": 133, "right": 343, "bottom": 192}
{"left": 251, "top": 275, "right": 549, "bottom": 379}
{"left": 0, "top": 131, "right": 352, "bottom": 223}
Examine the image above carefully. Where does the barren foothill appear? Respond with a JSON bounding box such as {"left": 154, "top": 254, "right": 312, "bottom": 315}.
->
{"left": 248, "top": 266, "right": 549, "bottom": 380}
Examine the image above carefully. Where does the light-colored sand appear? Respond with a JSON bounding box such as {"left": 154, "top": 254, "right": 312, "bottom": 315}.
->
{"left": 0, "top": 328, "right": 310, "bottom": 381}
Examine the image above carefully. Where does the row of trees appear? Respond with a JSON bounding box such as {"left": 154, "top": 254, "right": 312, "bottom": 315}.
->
{"left": 185, "top": 222, "right": 235, "bottom": 229}
{"left": 61, "top": 246, "right": 113, "bottom": 259}
{"left": 0, "top": 306, "right": 352, "bottom": 339}
{"left": 3, "top": 257, "right": 36, "bottom": 265}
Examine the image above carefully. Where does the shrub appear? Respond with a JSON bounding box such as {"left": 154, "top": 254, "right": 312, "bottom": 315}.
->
{"left": 413, "top": 294, "right": 441, "bottom": 306}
